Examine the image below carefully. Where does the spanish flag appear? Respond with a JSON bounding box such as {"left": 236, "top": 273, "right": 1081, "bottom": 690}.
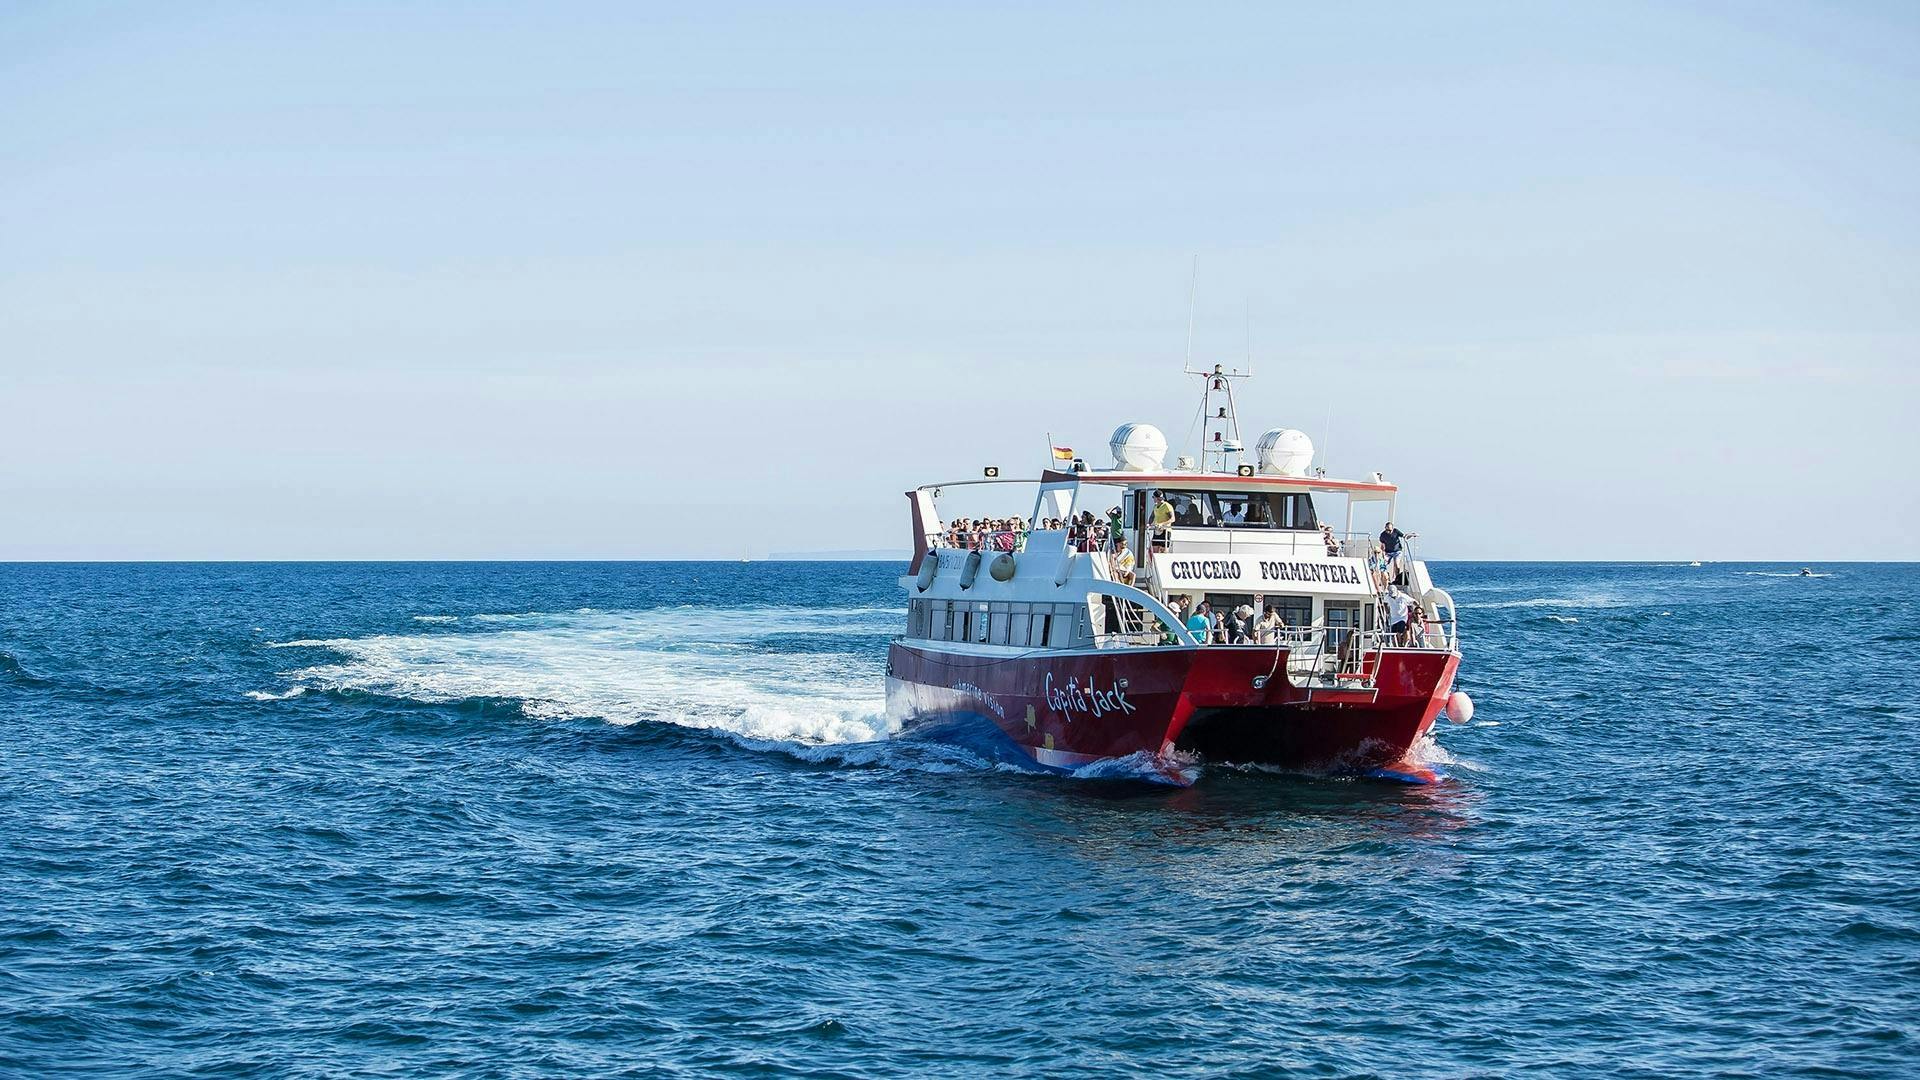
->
{"left": 1052, "top": 446, "right": 1074, "bottom": 461}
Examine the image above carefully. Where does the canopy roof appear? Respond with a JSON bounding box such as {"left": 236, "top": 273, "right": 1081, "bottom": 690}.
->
{"left": 917, "top": 468, "right": 1396, "bottom": 499}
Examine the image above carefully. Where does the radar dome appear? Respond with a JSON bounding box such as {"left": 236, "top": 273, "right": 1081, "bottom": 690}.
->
{"left": 1255, "top": 428, "right": 1315, "bottom": 476}
{"left": 1109, "top": 423, "right": 1168, "bottom": 471}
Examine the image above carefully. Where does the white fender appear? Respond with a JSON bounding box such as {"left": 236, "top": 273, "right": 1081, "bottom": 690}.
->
{"left": 989, "top": 553, "right": 1016, "bottom": 582}
{"left": 959, "top": 550, "right": 982, "bottom": 589}
{"left": 915, "top": 554, "right": 938, "bottom": 591}
{"left": 1054, "top": 553, "right": 1076, "bottom": 587}
{"left": 1446, "top": 690, "right": 1474, "bottom": 724}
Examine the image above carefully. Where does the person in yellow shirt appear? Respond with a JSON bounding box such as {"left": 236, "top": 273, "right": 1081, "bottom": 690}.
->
{"left": 1149, "top": 492, "right": 1174, "bottom": 548}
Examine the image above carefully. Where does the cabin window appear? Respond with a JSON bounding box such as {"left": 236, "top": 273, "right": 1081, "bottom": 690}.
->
{"left": 955, "top": 608, "right": 969, "bottom": 643}
{"left": 1167, "top": 492, "right": 1215, "bottom": 526}
{"left": 1324, "top": 601, "right": 1364, "bottom": 653}
{"left": 909, "top": 600, "right": 928, "bottom": 638}
{"left": 1269, "top": 594, "right": 1313, "bottom": 630}
{"left": 1209, "top": 491, "right": 1318, "bottom": 530}
{"left": 1031, "top": 612, "right": 1052, "bottom": 648}
{"left": 989, "top": 608, "right": 1011, "bottom": 645}
{"left": 1047, "top": 603, "right": 1080, "bottom": 648}
{"left": 1008, "top": 603, "right": 1032, "bottom": 647}
{"left": 970, "top": 604, "right": 990, "bottom": 644}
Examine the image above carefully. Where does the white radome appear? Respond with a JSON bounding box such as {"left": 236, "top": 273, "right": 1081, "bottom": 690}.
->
{"left": 1109, "top": 422, "right": 1168, "bottom": 471}
{"left": 1255, "top": 428, "right": 1314, "bottom": 476}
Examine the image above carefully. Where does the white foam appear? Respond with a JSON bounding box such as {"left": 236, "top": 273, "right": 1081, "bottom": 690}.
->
{"left": 245, "top": 686, "right": 308, "bottom": 702}
{"left": 1545, "top": 614, "right": 1579, "bottom": 624}
{"left": 412, "top": 615, "right": 458, "bottom": 624}
{"left": 271, "top": 606, "right": 900, "bottom": 748}
{"left": 1463, "top": 594, "right": 1628, "bottom": 610}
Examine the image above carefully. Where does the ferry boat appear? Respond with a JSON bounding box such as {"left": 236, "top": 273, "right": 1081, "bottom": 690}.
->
{"left": 885, "top": 364, "right": 1472, "bottom": 785}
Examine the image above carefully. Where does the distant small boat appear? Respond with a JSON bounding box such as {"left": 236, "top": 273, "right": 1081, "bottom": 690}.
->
{"left": 1798, "top": 567, "right": 1813, "bottom": 577}
{"left": 1689, "top": 561, "right": 1702, "bottom": 567}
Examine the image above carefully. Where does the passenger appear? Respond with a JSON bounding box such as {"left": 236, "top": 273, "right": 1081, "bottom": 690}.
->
{"left": 1379, "top": 521, "right": 1409, "bottom": 558}
{"left": 1109, "top": 534, "right": 1135, "bottom": 584}
{"left": 1255, "top": 606, "right": 1283, "bottom": 644}
{"left": 1210, "top": 608, "right": 1228, "bottom": 645}
{"left": 1321, "top": 523, "right": 1341, "bottom": 556}
{"left": 1144, "top": 495, "right": 1175, "bottom": 545}
{"left": 1221, "top": 500, "right": 1247, "bottom": 526}
{"left": 1174, "top": 496, "right": 1203, "bottom": 526}
{"left": 1383, "top": 584, "right": 1415, "bottom": 646}
{"left": 1188, "top": 601, "right": 1212, "bottom": 644}
{"left": 1107, "top": 505, "right": 1124, "bottom": 536}
{"left": 1368, "top": 543, "right": 1392, "bottom": 590}
{"left": 1379, "top": 521, "right": 1412, "bottom": 580}
{"left": 1232, "top": 602, "right": 1256, "bottom": 643}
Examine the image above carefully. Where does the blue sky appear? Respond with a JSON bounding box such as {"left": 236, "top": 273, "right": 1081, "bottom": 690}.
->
{"left": 3, "top": 2, "right": 1915, "bottom": 559}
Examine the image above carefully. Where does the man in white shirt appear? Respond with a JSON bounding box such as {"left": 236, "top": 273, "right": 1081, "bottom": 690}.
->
{"left": 1383, "top": 585, "right": 1415, "bottom": 645}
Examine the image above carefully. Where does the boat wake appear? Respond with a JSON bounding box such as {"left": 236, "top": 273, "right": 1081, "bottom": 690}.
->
{"left": 266, "top": 606, "right": 901, "bottom": 751}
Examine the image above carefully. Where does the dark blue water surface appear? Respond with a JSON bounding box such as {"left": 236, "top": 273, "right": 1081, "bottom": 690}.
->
{"left": 3, "top": 561, "right": 1916, "bottom": 1077}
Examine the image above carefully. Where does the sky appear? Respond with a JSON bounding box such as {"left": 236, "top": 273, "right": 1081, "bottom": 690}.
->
{"left": 2, "top": 1, "right": 1916, "bottom": 560}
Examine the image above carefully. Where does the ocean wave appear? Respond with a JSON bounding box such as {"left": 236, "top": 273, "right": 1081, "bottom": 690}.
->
{"left": 1068, "top": 750, "right": 1199, "bottom": 786}
{"left": 0, "top": 650, "right": 54, "bottom": 688}
{"left": 1463, "top": 595, "right": 1628, "bottom": 610}
{"left": 244, "top": 687, "right": 308, "bottom": 702}
{"left": 1544, "top": 615, "right": 1579, "bottom": 624}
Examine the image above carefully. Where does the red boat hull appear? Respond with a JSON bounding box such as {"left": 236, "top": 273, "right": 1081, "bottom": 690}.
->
{"left": 886, "top": 641, "right": 1460, "bottom": 784}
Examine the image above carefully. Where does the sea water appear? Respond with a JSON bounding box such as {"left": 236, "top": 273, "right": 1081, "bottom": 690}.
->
{"left": 2, "top": 562, "right": 1915, "bottom": 1076}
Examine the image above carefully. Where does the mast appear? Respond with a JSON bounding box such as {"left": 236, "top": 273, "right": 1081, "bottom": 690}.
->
{"left": 1185, "top": 362, "right": 1250, "bottom": 474}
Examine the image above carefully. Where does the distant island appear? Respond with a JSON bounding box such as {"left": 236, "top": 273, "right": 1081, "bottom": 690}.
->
{"left": 765, "top": 549, "right": 911, "bottom": 561}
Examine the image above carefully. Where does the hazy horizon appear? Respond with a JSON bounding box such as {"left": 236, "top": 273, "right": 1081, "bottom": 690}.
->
{"left": 5, "top": 4, "right": 1916, "bottom": 561}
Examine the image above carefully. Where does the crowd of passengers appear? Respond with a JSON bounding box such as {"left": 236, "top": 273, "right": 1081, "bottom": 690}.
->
{"left": 1162, "top": 573, "right": 1429, "bottom": 651}
{"left": 940, "top": 508, "right": 1128, "bottom": 554}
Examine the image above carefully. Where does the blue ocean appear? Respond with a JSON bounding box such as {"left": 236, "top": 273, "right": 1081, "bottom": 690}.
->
{"left": 2, "top": 561, "right": 1915, "bottom": 1076}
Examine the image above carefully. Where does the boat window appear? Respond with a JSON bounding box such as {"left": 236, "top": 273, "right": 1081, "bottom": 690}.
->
{"left": 1266, "top": 594, "right": 1312, "bottom": 629}
{"left": 955, "top": 608, "right": 969, "bottom": 643}
{"left": 1032, "top": 612, "right": 1052, "bottom": 648}
{"left": 1167, "top": 492, "right": 1214, "bottom": 527}
{"left": 909, "top": 599, "right": 928, "bottom": 638}
{"left": 1211, "top": 492, "right": 1318, "bottom": 530}
{"left": 989, "top": 607, "right": 1011, "bottom": 645}
{"left": 970, "top": 603, "right": 990, "bottom": 644}
{"left": 1010, "top": 603, "right": 1031, "bottom": 647}
{"left": 1158, "top": 490, "right": 1316, "bottom": 529}
{"left": 1048, "top": 604, "right": 1079, "bottom": 648}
